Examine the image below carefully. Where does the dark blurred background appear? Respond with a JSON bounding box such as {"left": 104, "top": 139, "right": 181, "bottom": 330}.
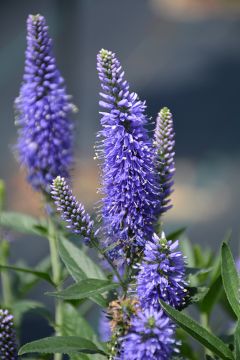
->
{"left": 0, "top": 0, "right": 240, "bottom": 346}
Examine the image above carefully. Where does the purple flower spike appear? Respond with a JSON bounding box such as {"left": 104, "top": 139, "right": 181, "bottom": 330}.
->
{"left": 51, "top": 176, "right": 94, "bottom": 244}
{"left": 15, "top": 14, "right": 75, "bottom": 193}
{"left": 96, "top": 49, "right": 159, "bottom": 259}
{"left": 137, "top": 232, "right": 188, "bottom": 311}
{"left": 0, "top": 309, "right": 18, "bottom": 359}
{"left": 120, "top": 307, "right": 177, "bottom": 360}
{"left": 154, "top": 107, "right": 175, "bottom": 215}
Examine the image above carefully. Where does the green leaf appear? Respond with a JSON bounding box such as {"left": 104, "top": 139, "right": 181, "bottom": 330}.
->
{"left": 234, "top": 321, "right": 240, "bottom": 359}
{"left": 200, "top": 275, "right": 223, "bottom": 314}
{"left": 186, "top": 267, "right": 213, "bottom": 277}
{"left": 160, "top": 300, "right": 234, "bottom": 360}
{"left": 18, "top": 336, "right": 107, "bottom": 356}
{"left": 180, "top": 237, "right": 195, "bottom": 267}
{"left": 0, "top": 211, "right": 47, "bottom": 236}
{"left": 221, "top": 242, "right": 240, "bottom": 318}
{"left": 189, "top": 286, "right": 209, "bottom": 304}
{"left": 166, "top": 227, "right": 186, "bottom": 241}
{"left": 0, "top": 264, "right": 55, "bottom": 285}
{"left": 62, "top": 304, "right": 106, "bottom": 360}
{"left": 59, "top": 237, "right": 106, "bottom": 281}
{"left": 62, "top": 303, "right": 98, "bottom": 340}
{"left": 11, "top": 300, "right": 51, "bottom": 325}
{"left": 47, "top": 279, "right": 118, "bottom": 300}
{"left": 58, "top": 237, "right": 107, "bottom": 307}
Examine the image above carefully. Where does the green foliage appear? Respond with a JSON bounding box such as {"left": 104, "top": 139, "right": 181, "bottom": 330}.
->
{"left": 221, "top": 242, "right": 240, "bottom": 318}
{"left": 18, "top": 336, "right": 108, "bottom": 356}
{"left": 160, "top": 300, "right": 234, "bottom": 360}
{"left": 47, "top": 279, "right": 118, "bottom": 300}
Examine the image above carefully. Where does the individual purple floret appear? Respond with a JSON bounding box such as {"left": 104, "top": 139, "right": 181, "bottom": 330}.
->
{"left": 15, "top": 14, "right": 74, "bottom": 193}
{"left": 96, "top": 49, "right": 159, "bottom": 259}
{"left": 120, "top": 307, "right": 177, "bottom": 360}
{"left": 98, "top": 311, "right": 111, "bottom": 342}
{"left": 137, "top": 232, "right": 188, "bottom": 311}
{"left": 154, "top": 107, "right": 175, "bottom": 215}
{"left": 51, "top": 176, "right": 94, "bottom": 244}
{"left": 0, "top": 309, "right": 18, "bottom": 359}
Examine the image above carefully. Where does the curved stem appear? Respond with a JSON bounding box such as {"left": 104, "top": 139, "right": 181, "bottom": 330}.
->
{"left": 48, "top": 219, "right": 63, "bottom": 360}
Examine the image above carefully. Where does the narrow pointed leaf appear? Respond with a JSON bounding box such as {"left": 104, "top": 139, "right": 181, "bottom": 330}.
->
{"left": 234, "top": 321, "right": 240, "bottom": 359}
{"left": 58, "top": 237, "right": 107, "bottom": 307}
{"left": 221, "top": 242, "right": 240, "bottom": 318}
{"left": 0, "top": 211, "right": 46, "bottom": 235}
{"left": 200, "top": 275, "right": 223, "bottom": 314}
{"left": 46, "top": 279, "right": 118, "bottom": 300}
{"left": 59, "top": 237, "right": 106, "bottom": 281}
{"left": 18, "top": 336, "right": 107, "bottom": 356}
{"left": 0, "top": 264, "right": 54, "bottom": 285}
{"left": 166, "top": 227, "right": 186, "bottom": 241}
{"left": 160, "top": 301, "right": 234, "bottom": 360}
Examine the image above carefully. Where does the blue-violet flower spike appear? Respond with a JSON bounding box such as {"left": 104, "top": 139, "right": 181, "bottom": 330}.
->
{"left": 15, "top": 14, "right": 74, "bottom": 193}
{"left": 0, "top": 309, "right": 18, "bottom": 360}
{"left": 120, "top": 307, "right": 177, "bottom": 360}
{"left": 137, "top": 232, "right": 188, "bottom": 310}
{"left": 154, "top": 107, "right": 175, "bottom": 214}
{"left": 96, "top": 49, "right": 159, "bottom": 258}
{"left": 51, "top": 176, "right": 94, "bottom": 244}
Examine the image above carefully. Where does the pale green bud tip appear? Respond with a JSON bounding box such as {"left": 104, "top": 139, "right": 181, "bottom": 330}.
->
{"left": 158, "top": 107, "right": 171, "bottom": 119}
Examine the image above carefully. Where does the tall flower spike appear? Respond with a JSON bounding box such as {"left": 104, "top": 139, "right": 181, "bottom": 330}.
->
{"left": 96, "top": 49, "right": 159, "bottom": 259}
{"left": 154, "top": 107, "right": 175, "bottom": 215}
{"left": 0, "top": 309, "right": 18, "bottom": 359}
{"left": 137, "top": 232, "right": 188, "bottom": 311}
{"left": 15, "top": 14, "right": 74, "bottom": 193}
{"left": 120, "top": 307, "right": 177, "bottom": 360}
{"left": 51, "top": 176, "right": 94, "bottom": 244}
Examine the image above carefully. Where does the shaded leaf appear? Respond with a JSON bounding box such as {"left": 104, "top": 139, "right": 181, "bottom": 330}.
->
{"left": 11, "top": 300, "right": 51, "bottom": 325}
{"left": 0, "top": 211, "right": 47, "bottom": 236}
{"left": 59, "top": 237, "right": 106, "bottom": 281}
{"left": 221, "top": 242, "right": 240, "bottom": 318}
{"left": 234, "top": 321, "right": 240, "bottom": 359}
{"left": 200, "top": 275, "right": 223, "bottom": 314}
{"left": 189, "top": 286, "right": 209, "bottom": 304}
{"left": 160, "top": 300, "right": 234, "bottom": 360}
{"left": 47, "top": 279, "right": 118, "bottom": 300}
{"left": 166, "top": 227, "right": 186, "bottom": 241}
{"left": 18, "top": 336, "right": 107, "bottom": 356}
{"left": 0, "top": 264, "right": 54, "bottom": 285}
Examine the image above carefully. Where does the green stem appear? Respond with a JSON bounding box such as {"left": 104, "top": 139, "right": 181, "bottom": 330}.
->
{"left": 1, "top": 240, "right": 12, "bottom": 306}
{"left": 48, "top": 220, "right": 63, "bottom": 360}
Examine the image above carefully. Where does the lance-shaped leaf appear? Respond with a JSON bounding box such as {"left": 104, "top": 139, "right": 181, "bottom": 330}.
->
{"left": 0, "top": 211, "right": 47, "bottom": 236}
{"left": 46, "top": 279, "right": 118, "bottom": 300}
{"left": 18, "top": 336, "right": 107, "bottom": 356}
{"left": 160, "top": 300, "right": 234, "bottom": 360}
{"left": 235, "top": 321, "right": 240, "bottom": 359}
{"left": 58, "top": 237, "right": 107, "bottom": 307}
{"left": 0, "top": 264, "right": 54, "bottom": 285}
{"left": 221, "top": 242, "right": 240, "bottom": 318}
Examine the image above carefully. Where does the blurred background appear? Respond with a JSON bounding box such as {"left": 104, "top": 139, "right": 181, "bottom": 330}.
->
{"left": 0, "top": 0, "right": 240, "bottom": 346}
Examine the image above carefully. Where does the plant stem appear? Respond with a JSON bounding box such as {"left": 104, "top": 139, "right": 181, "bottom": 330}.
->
{"left": 1, "top": 240, "right": 12, "bottom": 306}
{"left": 48, "top": 219, "right": 63, "bottom": 360}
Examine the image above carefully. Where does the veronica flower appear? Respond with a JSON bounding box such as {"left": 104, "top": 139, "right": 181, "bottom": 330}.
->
{"left": 15, "top": 14, "right": 74, "bottom": 193}
{"left": 51, "top": 176, "right": 94, "bottom": 244}
{"left": 0, "top": 309, "right": 18, "bottom": 359}
{"left": 137, "top": 232, "right": 188, "bottom": 311}
{"left": 154, "top": 107, "right": 175, "bottom": 215}
{"left": 120, "top": 307, "right": 177, "bottom": 360}
{"left": 96, "top": 49, "right": 159, "bottom": 259}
